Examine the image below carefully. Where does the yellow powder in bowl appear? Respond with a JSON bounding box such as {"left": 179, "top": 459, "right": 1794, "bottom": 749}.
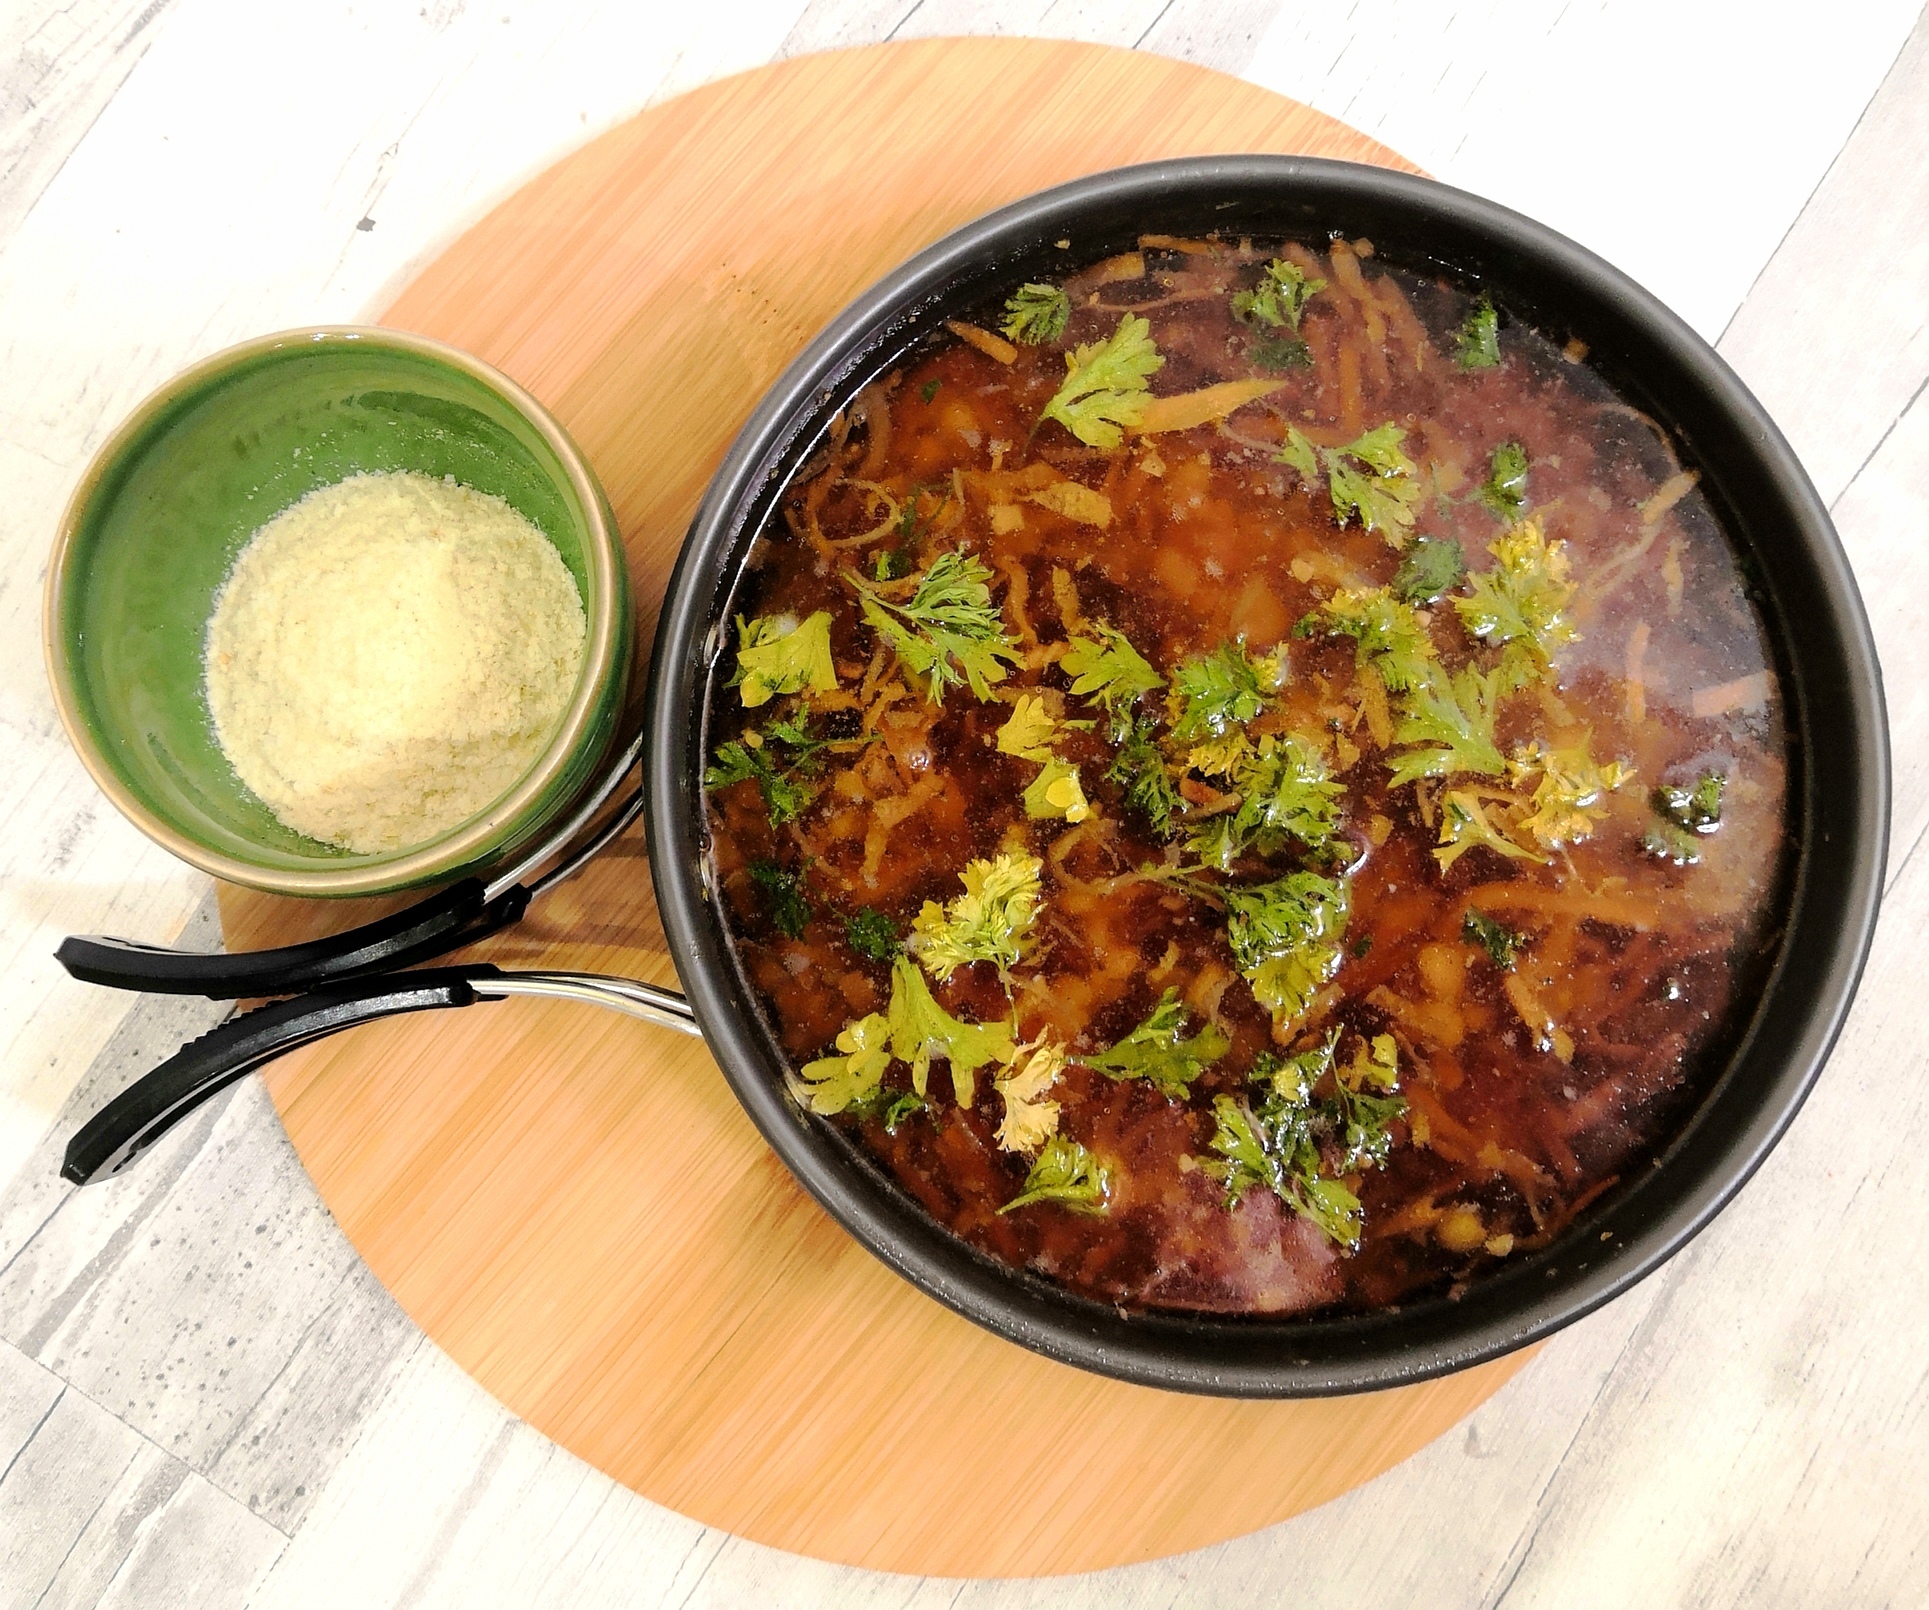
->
{"left": 204, "top": 469, "right": 587, "bottom": 855}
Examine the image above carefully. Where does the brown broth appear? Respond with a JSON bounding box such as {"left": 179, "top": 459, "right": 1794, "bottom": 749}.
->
{"left": 702, "top": 236, "right": 1789, "bottom": 1316}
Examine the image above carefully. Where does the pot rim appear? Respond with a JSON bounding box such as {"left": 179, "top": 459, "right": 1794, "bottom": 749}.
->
{"left": 644, "top": 155, "right": 1889, "bottom": 1396}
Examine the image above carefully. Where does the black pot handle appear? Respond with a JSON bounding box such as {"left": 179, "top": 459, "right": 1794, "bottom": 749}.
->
{"left": 55, "top": 730, "right": 648, "bottom": 1001}
{"left": 61, "top": 966, "right": 504, "bottom": 1185}
{"left": 56, "top": 879, "right": 531, "bottom": 999}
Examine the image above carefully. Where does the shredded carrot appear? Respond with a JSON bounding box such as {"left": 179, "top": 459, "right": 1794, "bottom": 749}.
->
{"left": 1691, "top": 671, "right": 1771, "bottom": 718}
{"left": 1625, "top": 621, "right": 1650, "bottom": 727}
{"left": 943, "top": 319, "right": 1016, "bottom": 364}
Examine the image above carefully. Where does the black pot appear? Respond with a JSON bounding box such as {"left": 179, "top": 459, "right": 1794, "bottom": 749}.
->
{"left": 644, "top": 156, "right": 1887, "bottom": 1396}
{"left": 62, "top": 157, "right": 1888, "bottom": 1398}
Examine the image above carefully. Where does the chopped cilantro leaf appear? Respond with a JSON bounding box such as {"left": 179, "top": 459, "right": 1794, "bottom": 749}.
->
{"left": 1655, "top": 771, "right": 1725, "bottom": 832}
{"left": 1643, "top": 818, "right": 1705, "bottom": 865}
{"left": 994, "top": 1036, "right": 1065, "bottom": 1153}
{"left": 1433, "top": 789, "right": 1545, "bottom": 872}
{"left": 874, "top": 545, "right": 913, "bottom": 581}
{"left": 1454, "top": 519, "right": 1577, "bottom": 679}
{"left": 1277, "top": 424, "right": 1321, "bottom": 481}
{"left": 1463, "top": 907, "right": 1524, "bottom": 971}
{"left": 1202, "top": 1028, "right": 1403, "bottom": 1248}
{"left": 1022, "top": 756, "right": 1091, "bottom": 823}
{"left": 1080, "top": 987, "right": 1230, "bottom": 1098}
{"left": 1278, "top": 423, "right": 1422, "bottom": 547}
{"left": 1456, "top": 297, "right": 1501, "bottom": 369}
{"left": 886, "top": 955, "right": 1016, "bottom": 1106}
{"left": 997, "top": 1135, "right": 1112, "bottom": 1215}
{"left": 728, "top": 611, "right": 838, "bottom": 708}
{"left": 1479, "top": 441, "right": 1529, "bottom": 518}
{"left": 843, "top": 907, "right": 900, "bottom": 963}
{"left": 1392, "top": 536, "right": 1467, "bottom": 604}
{"left": 995, "top": 694, "right": 1062, "bottom": 762}
{"left": 703, "top": 713, "right": 829, "bottom": 827}
{"left": 1060, "top": 623, "right": 1165, "bottom": 723}
{"left": 1387, "top": 663, "right": 1508, "bottom": 787}
{"left": 909, "top": 851, "right": 1043, "bottom": 981}
{"left": 1169, "top": 641, "right": 1280, "bottom": 743}
{"left": 1188, "top": 734, "right": 1344, "bottom": 869}
{"left": 1304, "top": 586, "right": 1437, "bottom": 693}
{"left": 849, "top": 1084, "right": 927, "bottom": 1131}
{"left": 793, "top": 1012, "right": 891, "bottom": 1115}
{"left": 1507, "top": 737, "right": 1635, "bottom": 850}
{"left": 846, "top": 548, "right": 1020, "bottom": 702}
{"left": 1222, "top": 871, "right": 1351, "bottom": 1031}
{"left": 1646, "top": 771, "right": 1723, "bottom": 863}
{"left": 749, "top": 861, "right": 811, "bottom": 938}
{"left": 1106, "top": 713, "right": 1181, "bottom": 837}
{"left": 1231, "top": 258, "right": 1326, "bottom": 331}
{"left": 919, "top": 378, "right": 941, "bottom": 404}
{"left": 1039, "top": 312, "right": 1164, "bottom": 449}
{"left": 1330, "top": 1034, "right": 1405, "bottom": 1173}
{"left": 1001, "top": 282, "right": 1071, "bottom": 345}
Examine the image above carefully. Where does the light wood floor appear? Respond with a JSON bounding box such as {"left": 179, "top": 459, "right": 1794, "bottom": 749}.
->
{"left": 3, "top": 3, "right": 1927, "bottom": 1604}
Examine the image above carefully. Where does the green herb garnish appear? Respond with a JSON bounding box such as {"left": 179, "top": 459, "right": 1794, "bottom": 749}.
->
{"left": 1655, "top": 772, "right": 1725, "bottom": 832}
{"left": 1039, "top": 312, "right": 1164, "bottom": 449}
{"left": 1231, "top": 258, "right": 1325, "bottom": 331}
{"left": 1645, "top": 772, "right": 1723, "bottom": 865}
{"left": 794, "top": 1011, "right": 891, "bottom": 1114}
{"left": 844, "top": 907, "right": 901, "bottom": 963}
{"left": 886, "top": 954, "right": 1016, "bottom": 1106}
{"left": 1080, "top": 987, "right": 1230, "bottom": 1099}
{"left": 1169, "top": 641, "right": 1280, "bottom": 744}
{"left": 909, "top": 851, "right": 1043, "bottom": 981}
{"left": 1479, "top": 441, "right": 1529, "bottom": 518}
{"left": 1188, "top": 735, "right": 1344, "bottom": 870}
{"left": 1249, "top": 334, "right": 1312, "bottom": 371}
{"left": 997, "top": 1135, "right": 1111, "bottom": 1215}
{"left": 1454, "top": 519, "right": 1577, "bottom": 681}
{"left": 1278, "top": 422, "right": 1423, "bottom": 547}
{"left": 1456, "top": 297, "right": 1500, "bottom": 369}
{"left": 850, "top": 1085, "right": 927, "bottom": 1131}
{"left": 703, "top": 709, "right": 832, "bottom": 827}
{"left": 1203, "top": 1030, "right": 1404, "bottom": 1249}
{"left": 1222, "top": 871, "right": 1351, "bottom": 1031}
{"left": 1463, "top": 907, "right": 1524, "bottom": 971}
{"left": 1508, "top": 738, "right": 1635, "bottom": 850}
{"left": 845, "top": 548, "right": 1020, "bottom": 702}
{"left": 919, "top": 378, "right": 942, "bottom": 404}
{"left": 1386, "top": 663, "right": 1507, "bottom": 787}
{"left": 1001, "top": 282, "right": 1072, "bottom": 345}
{"left": 728, "top": 611, "right": 838, "bottom": 708}
{"left": 1106, "top": 713, "right": 1181, "bottom": 837}
{"left": 1433, "top": 789, "right": 1545, "bottom": 873}
{"left": 749, "top": 860, "right": 811, "bottom": 939}
{"left": 1391, "top": 536, "right": 1467, "bottom": 604}
{"left": 1300, "top": 585, "right": 1436, "bottom": 693}
{"left": 1060, "top": 622, "right": 1165, "bottom": 726}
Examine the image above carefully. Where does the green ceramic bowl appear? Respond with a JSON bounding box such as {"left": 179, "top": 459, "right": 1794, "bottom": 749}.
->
{"left": 44, "top": 326, "right": 632, "bottom": 897}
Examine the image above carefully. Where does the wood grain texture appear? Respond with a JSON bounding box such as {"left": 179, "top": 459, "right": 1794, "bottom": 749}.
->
{"left": 214, "top": 38, "right": 1532, "bottom": 1577}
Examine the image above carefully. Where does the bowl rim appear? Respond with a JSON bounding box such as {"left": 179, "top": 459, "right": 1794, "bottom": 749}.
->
{"left": 43, "top": 323, "right": 627, "bottom": 898}
{"left": 647, "top": 154, "right": 1890, "bottom": 1396}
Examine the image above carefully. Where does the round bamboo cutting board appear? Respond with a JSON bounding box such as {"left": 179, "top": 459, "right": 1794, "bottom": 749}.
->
{"left": 225, "top": 37, "right": 1534, "bottom": 1577}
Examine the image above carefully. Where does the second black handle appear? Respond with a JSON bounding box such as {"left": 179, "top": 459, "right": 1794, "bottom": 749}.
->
{"left": 60, "top": 967, "right": 504, "bottom": 1186}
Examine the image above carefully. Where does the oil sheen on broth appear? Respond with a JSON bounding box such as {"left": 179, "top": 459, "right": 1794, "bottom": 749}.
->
{"left": 701, "top": 235, "right": 1788, "bottom": 1316}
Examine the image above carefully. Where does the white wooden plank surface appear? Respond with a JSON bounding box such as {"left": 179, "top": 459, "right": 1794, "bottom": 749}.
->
{"left": 1, "top": 2, "right": 1926, "bottom": 1606}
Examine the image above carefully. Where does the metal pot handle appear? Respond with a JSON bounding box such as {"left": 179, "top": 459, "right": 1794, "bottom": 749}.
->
{"left": 61, "top": 962, "right": 698, "bottom": 1186}
{"left": 55, "top": 733, "right": 647, "bottom": 1000}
